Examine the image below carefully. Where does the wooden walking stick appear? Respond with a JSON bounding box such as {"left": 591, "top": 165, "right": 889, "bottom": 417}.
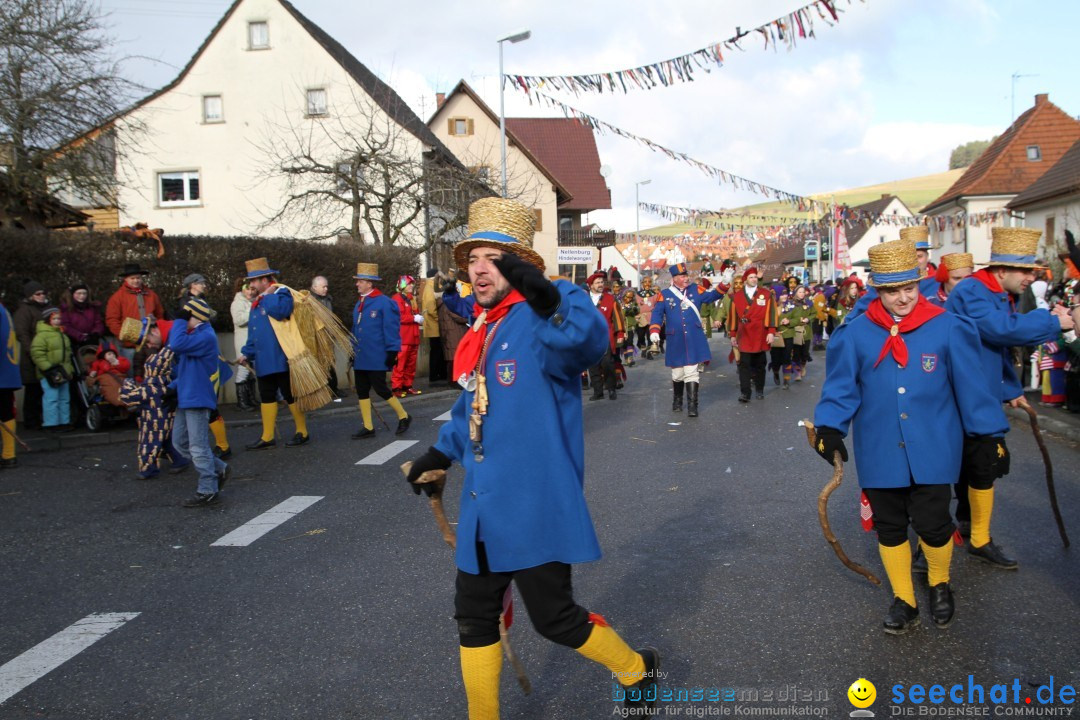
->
{"left": 1020, "top": 404, "right": 1070, "bottom": 548}
{"left": 800, "top": 420, "right": 882, "bottom": 586}
{"left": 0, "top": 418, "right": 31, "bottom": 452}
{"left": 401, "top": 461, "right": 532, "bottom": 694}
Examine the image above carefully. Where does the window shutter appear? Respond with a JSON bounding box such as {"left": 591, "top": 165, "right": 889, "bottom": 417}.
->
{"left": 466, "top": 119, "right": 474, "bottom": 136}
{"left": 448, "top": 118, "right": 455, "bottom": 135}
{"left": 534, "top": 209, "right": 543, "bottom": 232}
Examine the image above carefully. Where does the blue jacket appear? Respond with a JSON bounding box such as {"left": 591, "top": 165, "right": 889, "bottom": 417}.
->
{"left": 648, "top": 285, "right": 724, "bottom": 367}
{"left": 814, "top": 310, "right": 1007, "bottom": 488}
{"left": 847, "top": 275, "right": 939, "bottom": 323}
{"left": 241, "top": 285, "right": 293, "bottom": 376}
{"left": 0, "top": 305, "right": 20, "bottom": 390}
{"left": 945, "top": 275, "right": 1059, "bottom": 403}
{"left": 352, "top": 291, "right": 401, "bottom": 371}
{"left": 433, "top": 281, "right": 608, "bottom": 574}
{"left": 168, "top": 322, "right": 221, "bottom": 410}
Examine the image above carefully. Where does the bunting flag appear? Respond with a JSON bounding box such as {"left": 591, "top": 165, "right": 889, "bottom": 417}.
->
{"left": 505, "top": 0, "right": 858, "bottom": 96}
{"left": 640, "top": 202, "right": 810, "bottom": 227}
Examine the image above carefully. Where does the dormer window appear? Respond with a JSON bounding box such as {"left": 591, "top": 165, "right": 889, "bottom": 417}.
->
{"left": 1026, "top": 145, "right": 1042, "bottom": 161}
{"left": 248, "top": 21, "right": 269, "bottom": 49}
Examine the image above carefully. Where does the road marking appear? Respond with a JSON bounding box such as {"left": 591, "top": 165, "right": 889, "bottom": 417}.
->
{"left": 211, "top": 496, "right": 324, "bottom": 547}
{"left": 433, "top": 410, "right": 452, "bottom": 422}
{"left": 0, "top": 612, "right": 140, "bottom": 705}
{"left": 355, "top": 440, "right": 418, "bottom": 466}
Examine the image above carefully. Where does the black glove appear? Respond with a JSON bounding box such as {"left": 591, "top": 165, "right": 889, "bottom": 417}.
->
{"left": 407, "top": 446, "right": 452, "bottom": 496}
{"left": 443, "top": 279, "right": 458, "bottom": 294}
{"left": 161, "top": 386, "right": 178, "bottom": 412}
{"left": 385, "top": 351, "right": 398, "bottom": 369}
{"left": 493, "top": 252, "right": 561, "bottom": 318}
{"left": 814, "top": 426, "right": 848, "bottom": 465}
{"left": 963, "top": 435, "right": 1009, "bottom": 484}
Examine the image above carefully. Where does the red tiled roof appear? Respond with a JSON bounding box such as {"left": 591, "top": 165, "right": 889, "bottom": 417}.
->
{"left": 1007, "top": 138, "right": 1080, "bottom": 209}
{"left": 924, "top": 94, "right": 1080, "bottom": 213}
{"left": 505, "top": 118, "right": 611, "bottom": 211}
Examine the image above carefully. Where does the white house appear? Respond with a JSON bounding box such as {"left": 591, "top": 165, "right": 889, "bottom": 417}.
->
{"left": 1006, "top": 138, "right": 1080, "bottom": 261}
{"left": 844, "top": 194, "right": 914, "bottom": 270}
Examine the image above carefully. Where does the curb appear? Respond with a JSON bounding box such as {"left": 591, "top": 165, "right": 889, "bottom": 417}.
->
{"left": 1005, "top": 405, "right": 1080, "bottom": 444}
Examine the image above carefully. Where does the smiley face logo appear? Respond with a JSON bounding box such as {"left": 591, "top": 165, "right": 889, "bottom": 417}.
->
{"left": 848, "top": 678, "right": 876, "bottom": 708}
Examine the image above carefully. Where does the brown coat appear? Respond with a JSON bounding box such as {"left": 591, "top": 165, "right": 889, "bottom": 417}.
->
{"left": 13, "top": 298, "right": 49, "bottom": 383}
{"left": 437, "top": 301, "right": 469, "bottom": 361}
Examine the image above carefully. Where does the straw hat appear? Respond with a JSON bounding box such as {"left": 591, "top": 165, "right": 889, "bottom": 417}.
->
{"left": 986, "top": 227, "right": 1045, "bottom": 269}
{"left": 453, "top": 198, "right": 545, "bottom": 274}
{"left": 118, "top": 317, "right": 151, "bottom": 350}
{"left": 245, "top": 257, "right": 279, "bottom": 280}
{"left": 867, "top": 239, "right": 922, "bottom": 288}
{"left": 353, "top": 262, "right": 381, "bottom": 281}
{"left": 942, "top": 253, "right": 974, "bottom": 271}
{"left": 899, "top": 226, "right": 931, "bottom": 250}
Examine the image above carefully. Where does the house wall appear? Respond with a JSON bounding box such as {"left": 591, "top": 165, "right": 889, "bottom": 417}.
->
{"left": 1012, "top": 193, "right": 1080, "bottom": 260}
{"left": 600, "top": 246, "right": 639, "bottom": 287}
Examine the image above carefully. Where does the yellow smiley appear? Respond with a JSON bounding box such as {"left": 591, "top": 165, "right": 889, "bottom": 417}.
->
{"left": 848, "top": 678, "right": 876, "bottom": 708}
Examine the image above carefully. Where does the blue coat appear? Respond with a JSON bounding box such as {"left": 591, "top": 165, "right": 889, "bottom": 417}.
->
{"left": 241, "top": 286, "right": 293, "bottom": 376}
{"left": 1, "top": 305, "right": 20, "bottom": 390}
{"left": 814, "top": 310, "right": 1007, "bottom": 488}
{"left": 168, "top": 322, "right": 221, "bottom": 410}
{"left": 847, "top": 276, "right": 939, "bottom": 323}
{"left": 433, "top": 281, "right": 608, "bottom": 574}
{"left": 648, "top": 285, "right": 724, "bottom": 367}
{"left": 352, "top": 291, "right": 401, "bottom": 371}
{"left": 945, "top": 276, "right": 1059, "bottom": 403}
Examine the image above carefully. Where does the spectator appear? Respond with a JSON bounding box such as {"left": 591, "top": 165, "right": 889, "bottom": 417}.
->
{"left": 13, "top": 280, "right": 50, "bottom": 429}
{"left": 85, "top": 340, "right": 131, "bottom": 407}
{"left": 30, "top": 307, "right": 74, "bottom": 432}
{"left": 421, "top": 268, "right": 447, "bottom": 383}
{"left": 437, "top": 276, "right": 468, "bottom": 389}
{"left": 309, "top": 275, "right": 341, "bottom": 399}
{"left": 59, "top": 284, "right": 105, "bottom": 348}
{"left": 105, "top": 263, "right": 166, "bottom": 377}
{"left": 230, "top": 277, "right": 258, "bottom": 411}
{"left": 1, "top": 303, "right": 21, "bottom": 467}
{"left": 175, "top": 273, "right": 215, "bottom": 319}
{"left": 391, "top": 275, "right": 423, "bottom": 397}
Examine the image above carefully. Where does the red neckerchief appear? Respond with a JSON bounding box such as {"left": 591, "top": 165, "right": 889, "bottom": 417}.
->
{"left": 865, "top": 295, "right": 944, "bottom": 368}
{"left": 936, "top": 285, "right": 948, "bottom": 304}
{"left": 452, "top": 289, "right": 525, "bottom": 382}
{"left": 357, "top": 288, "right": 383, "bottom": 314}
{"left": 970, "top": 268, "right": 1015, "bottom": 311}
{"left": 250, "top": 283, "right": 278, "bottom": 310}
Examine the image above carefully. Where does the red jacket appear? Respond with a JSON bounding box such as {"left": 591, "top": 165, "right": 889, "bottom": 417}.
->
{"left": 105, "top": 284, "right": 166, "bottom": 345}
{"left": 89, "top": 356, "right": 131, "bottom": 377}
{"left": 592, "top": 291, "right": 626, "bottom": 353}
{"left": 394, "top": 292, "right": 420, "bottom": 346}
{"left": 727, "top": 286, "right": 778, "bottom": 354}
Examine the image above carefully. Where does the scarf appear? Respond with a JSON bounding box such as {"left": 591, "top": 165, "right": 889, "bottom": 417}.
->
{"left": 865, "top": 295, "right": 944, "bottom": 368}
{"left": 453, "top": 289, "right": 525, "bottom": 384}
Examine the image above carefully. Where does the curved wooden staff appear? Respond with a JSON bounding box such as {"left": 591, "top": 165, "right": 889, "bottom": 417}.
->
{"left": 401, "top": 461, "right": 532, "bottom": 695}
{"left": 800, "top": 420, "right": 881, "bottom": 586}
{"left": 1020, "top": 405, "right": 1070, "bottom": 548}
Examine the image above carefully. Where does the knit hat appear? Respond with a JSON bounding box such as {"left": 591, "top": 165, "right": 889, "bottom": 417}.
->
{"left": 41, "top": 307, "right": 61, "bottom": 321}
{"left": 70, "top": 283, "right": 89, "bottom": 294}
{"left": 23, "top": 281, "right": 45, "bottom": 298}
{"left": 176, "top": 296, "right": 213, "bottom": 322}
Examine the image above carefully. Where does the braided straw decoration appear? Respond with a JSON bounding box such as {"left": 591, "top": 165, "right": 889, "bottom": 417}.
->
{"left": 899, "top": 226, "right": 929, "bottom": 243}
{"left": 943, "top": 253, "right": 974, "bottom": 271}
{"left": 454, "top": 197, "right": 546, "bottom": 273}
{"left": 867, "top": 238, "right": 920, "bottom": 288}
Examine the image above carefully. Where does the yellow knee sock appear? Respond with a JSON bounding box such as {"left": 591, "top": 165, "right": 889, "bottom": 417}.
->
{"left": 1, "top": 419, "right": 15, "bottom": 460}
{"left": 259, "top": 402, "right": 278, "bottom": 442}
{"left": 287, "top": 403, "right": 308, "bottom": 438}
{"left": 209, "top": 416, "right": 229, "bottom": 451}
{"left": 878, "top": 542, "right": 916, "bottom": 607}
{"left": 386, "top": 395, "right": 408, "bottom": 420}
{"left": 575, "top": 620, "right": 645, "bottom": 686}
{"left": 460, "top": 643, "right": 501, "bottom": 720}
{"left": 358, "top": 399, "right": 373, "bottom": 430}
{"left": 968, "top": 487, "right": 994, "bottom": 548}
{"left": 920, "top": 539, "right": 953, "bottom": 586}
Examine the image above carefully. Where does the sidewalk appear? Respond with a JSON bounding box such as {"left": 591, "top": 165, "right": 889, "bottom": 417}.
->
{"left": 1006, "top": 388, "right": 1080, "bottom": 445}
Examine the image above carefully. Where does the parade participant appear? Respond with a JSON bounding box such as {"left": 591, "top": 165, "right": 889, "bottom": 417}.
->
{"left": 848, "top": 227, "right": 939, "bottom": 321}
{"left": 945, "top": 227, "right": 1074, "bottom": 568}
{"left": 619, "top": 287, "right": 639, "bottom": 366}
{"left": 717, "top": 275, "right": 744, "bottom": 338}
{"left": 814, "top": 238, "right": 1009, "bottom": 634}
{"left": 587, "top": 271, "right": 626, "bottom": 400}
{"left": 768, "top": 288, "right": 788, "bottom": 386}
{"left": 779, "top": 285, "right": 813, "bottom": 387}
{"left": 350, "top": 263, "right": 411, "bottom": 438}
{"left": 699, "top": 279, "right": 716, "bottom": 339}
{"left": 173, "top": 297, "right": 232, "bottom": 459}
{"left": 1, "top": 303, "right": 22, "bottom": 468}
{"left": 828, "top": 276, "right": 863, "bottom": 331}
{"left": 405, "top": 198, "right": 659, "bottom": 718}
{"left": 649, "top": 262, "right": 725, "bottom": 417}
{"left": 636, "top": 277, "right": 660, "bottom": 354}
{"left": 392, "top": 275, "right": 424, "bottom": 397}
{"left": 811, "top": 285, "right": 829, "bottom": 350}
{"left": 929, "top": 253, "right": 974, "bottom": 308}
{"left": 727, "top": 268, "right": 777, "bottom": 403}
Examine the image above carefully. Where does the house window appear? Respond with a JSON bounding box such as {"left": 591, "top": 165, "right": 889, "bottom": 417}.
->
{"left": 306, "top": 88, "right": 328, "bottom": 117}
{"left": 248, "top": 21, "right": 269, "bottom": 49}
{"left": 203, "top": 95, "right": 223, "bottom": 123}
{"left": 533, "top": 209, "right": 543, "bottom": 232}
{"left": 158, "top": 171, "right": 200, "bottom": 206}
{"left": 1026, "top": 145, "right": 1042, "bottom": 161}
{"left": 448, "top": 117, "right": 473, "bottom": 136}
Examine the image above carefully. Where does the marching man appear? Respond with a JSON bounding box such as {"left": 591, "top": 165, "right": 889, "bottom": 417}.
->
{"left": 586, "top": 270, "right": 626, "bottom": 400}
{"left": 725, "top": 267, "right": 777, "bottom": 403}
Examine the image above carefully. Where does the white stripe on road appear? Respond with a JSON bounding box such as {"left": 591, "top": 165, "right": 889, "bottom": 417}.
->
{"left": 355, "top": 440, "right": 418, "bottom": 466}
{"left": 210, "top": 496, "right": 324, "bottom": 547}
{"left": 0, "top": 612, "right": 140, "bottom": 705}
{"left": 433, "top": 410, "right": 452, "bottom": 422}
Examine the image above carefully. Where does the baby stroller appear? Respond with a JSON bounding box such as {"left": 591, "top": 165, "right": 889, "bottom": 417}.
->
{"left": 73, "top": 341, "right": 133, "bottom": 432}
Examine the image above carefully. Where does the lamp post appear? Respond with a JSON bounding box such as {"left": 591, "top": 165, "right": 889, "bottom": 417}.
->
{"left": 498, "top": 29, "right": 531, "bottom": 198}
{"left": 635, "top": 179, "right": 651, "bottom": 285}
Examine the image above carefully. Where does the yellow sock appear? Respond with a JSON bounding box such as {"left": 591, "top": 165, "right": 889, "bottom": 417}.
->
{"left": 460, "top": 643, "right": 501, "bottom": 720}
{"left": 920, "top": 539, "right": 953, "bottom": 586}
{"left": 358, "top": 399, "right": 373, "bottom": 430}
{"left": 1, "top": 419, "right": 15, "bottom": 460}
{"left": 386, "top": 395, "right": 408, "bottom": 420}
{"left": 969, "top": 487, "right": 994, "bottom": 548}
{"left": 259, "top": 402, "right": 278, "bottom": 442}
{"left": 878, "top": 542, "right": 916, "bottom": 607}
{"left": 575, "top": 621, "right": 645, "bottom": 686}
{"left": 209, "top": 416, "right": 229, "bottom": 451}
{"left": 288, "top": 403, "right": 308, "bottom": 438}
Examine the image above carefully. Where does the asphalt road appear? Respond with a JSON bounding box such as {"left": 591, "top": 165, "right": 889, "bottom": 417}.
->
{"left": 1, "top": 335, "right": 1078, "bottom": 720}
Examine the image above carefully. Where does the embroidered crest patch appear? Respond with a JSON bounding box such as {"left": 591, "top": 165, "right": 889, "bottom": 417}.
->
{"left": 921, "top": 354, "right": 938, "bottom": 373}
{"left": 369, "top": 310, "right": 377, "bottom": 318}
{"left": 495, "top": 359, "right": 516, "bottom": 386}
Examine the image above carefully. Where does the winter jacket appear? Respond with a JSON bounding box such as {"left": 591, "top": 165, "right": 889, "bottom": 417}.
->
{"left": 60, "top": 301, "right": 106, "bottom": 345}
{"left": 14, "top": 298, "right": 50, "bottom": 383}
{"left": 437, "top": 301, "right": 469, "bottom": 362}
{"left": 89, "top": 357, "right": 131, "bottom": 377}
{"left": 29, "top": 322, "right": 74, "bottom": 380}
{"left": 352, "top": 290, "right": 401, "bottom": 371}
{"left": 105, "top": 284, "right": 166, "bottom": 345}
{"left": 230, "top": 292, "right": 252, "bottom": 357}
{"left": 420, "top": 279, "right": 441, "bottom": 339}
{"left": 241, "top": 285, "right": 293, "bottom": 376}
{"left": 394, "top": 292, "right": 420, "bottom": 346}
{"left": 168, "top": 322, "right": 221, "bottom": 410}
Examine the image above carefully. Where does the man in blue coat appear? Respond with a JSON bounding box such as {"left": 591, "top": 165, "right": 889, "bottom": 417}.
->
{"left": 814, "top": 238, "right": 1008, "bottom": 635}
{"left": 405, "top": 198, "right": 660, "bottom": 717}
{"left": 349, "top": 262, "right": 410, "bottom": 438}
{"left": 945, "top": 227, "right": 1074, "bottom": 569}
{"left": 1, "top": 304, "right": 21, "bottom": 468}
{"left": 846, "top": 225, "right": 940, "bottom": 323}
{"left": 648, "top": 263, "right": 725, "bottom": 417}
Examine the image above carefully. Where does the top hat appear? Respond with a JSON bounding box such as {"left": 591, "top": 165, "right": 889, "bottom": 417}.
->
{"left": 986, "top": 227, "right": 1045, "bottom": 269}
{"left": 899, "top": 226, "right": 931, "bottom": 250}
{"left": 867, "top": 239, "right": 922, "bottom": 288}
{"left": 118, "top": 263, "right": 150, "bottom": 278}
{"left": 942, "top": 253, "right": 974, "bottom": 271}
{"left": 453, "top": 198, "right": 545, "bottom": 274}
{"left": 354, "top": 262, "right": 381, "bottom": 281}
{"left": 669, "top": 263, "right": 688, "bottom": 278}
{"left": 245, "top": 257, "right": 279, "bottom": 280}
{"left": 118, "top": 317, "right": 152, "bottom": 350}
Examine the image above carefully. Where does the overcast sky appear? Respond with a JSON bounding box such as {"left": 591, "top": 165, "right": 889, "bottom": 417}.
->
{"left": 98, "top": 0, "right": 1080, "bottom": 233}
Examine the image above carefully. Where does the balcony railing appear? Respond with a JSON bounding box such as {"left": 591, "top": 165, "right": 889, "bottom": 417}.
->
{"left": 558, "top": 229, "right": 616, "bottom": 248}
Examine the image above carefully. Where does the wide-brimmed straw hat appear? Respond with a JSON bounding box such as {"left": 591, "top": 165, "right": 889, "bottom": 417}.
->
{"left": 353, "top": 262, "right": 381, "bottom": 281}
{"left": 453, "top": 198, "right": 545, "bottom": 274}
{"left": 899, "top": 225, "right": 931, "bottom": 250}
{"left": 985, "top": 227, "right": 1046, "bottom": 269}
{"left": 867, "top": 239, "right": 922, "bottom": 289}
{"left": 245, "top": 257, "right": 279, "bottom": 280}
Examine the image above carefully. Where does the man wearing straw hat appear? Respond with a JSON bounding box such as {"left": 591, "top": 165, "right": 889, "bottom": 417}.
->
{"left": 928, "top": 253, "right": 974, "bottom": 308}
{"left": 945, "top": 227, "right": 1075, "bottom": 569}
{"left": 846, "top": 226, "right": 940, "bottom": 323}
{"left": 349, "top": 262, "right": 411, "bottom": 438}
{"left": 814, "top": 237, "right": 1007, "bottom": 634}
{"left": 404, "top": 197, "right": 660, "bottom": 717}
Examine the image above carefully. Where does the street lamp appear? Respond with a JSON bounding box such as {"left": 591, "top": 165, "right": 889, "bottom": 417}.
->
{"left": 498, "top": 29, "right": 531, "bottom": 198}
{"left": 635, "top": 179, "right": 651, "bottom": 285}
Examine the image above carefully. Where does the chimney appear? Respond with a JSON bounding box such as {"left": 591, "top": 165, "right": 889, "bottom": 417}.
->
{"left": 881, "top": 193, "right": 890, "bottom": 200}
{"left": 1035, "top": 93, "right": 1048, "bottom": 106}
{"left": 436, "top": 92, "right": 446, "bottom": 109}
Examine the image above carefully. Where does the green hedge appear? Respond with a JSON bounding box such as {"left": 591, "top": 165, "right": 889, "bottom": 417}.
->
{"left": 0, "top": 230, "right": 421, "bottom": 330}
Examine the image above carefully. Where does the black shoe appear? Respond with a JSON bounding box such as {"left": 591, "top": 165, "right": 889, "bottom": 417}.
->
{"left": 0, "top": 457, "right": 18, "bottom": 469}
{"left": 589, "top": 391, "right": 605, "bottom": 401}
{"left": 181, "top": 492, "right": 219, "bottom": 508}
{"left": 168, "top": 460, "right": 192, "bottom": 475}
{"left": 245, "top": 438, "right": 276, "bottom": 450}
{"left": 623, "top": 647, "right": 661, "bottom": 714}
{"left": 967, "top": 540, "right": 1018, "bottom": 569}
{"left": 911, "top": 545, "right": 928, "bottom": 575}
{"left": 755, "top": 392, "right": 764, "bottom": 399}
{"left": 216, "top": 464, "right": 231, "bottom": 491}
{"left": 285, "top": 433, "right": 310, "bottom": 447}
{"left": 773, "top": 371, "right": 780, "bottom": 386}
{"left": 929, "top": 582, "right": 955, "bottom": 628}
{"left": 213, "top": 446, "right": 232, "bottom": 460}
{"left": 351, "top": 427, "right": 376, "bottom": 439}
{"left": 395, "top": 415, "right": 412, "bottom": 435}
{"left": 957, "top": 520, "right": 971, "bottom": 538}
{"left": 883, "top": 597, "right": 920, "bottom": 635}
{"left": 608, "top": 389, "right": 617, "bottom": 400}
{"left": 783, "top": 380, "right": 790, "bottom": 389}
{"left": 738, "top": 395, "right": 750, "bottom": 403}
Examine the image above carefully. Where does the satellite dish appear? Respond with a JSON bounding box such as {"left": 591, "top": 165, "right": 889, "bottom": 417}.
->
{"left": 599, "top": 165, "right": 612, "bottom": 178}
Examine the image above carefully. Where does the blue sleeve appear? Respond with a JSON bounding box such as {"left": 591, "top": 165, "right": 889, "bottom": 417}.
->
{"left": 261, "top": 287, "right": 294, "bottom": 320}
{"left": 168, "top": 325, "right": 217, "bottom": 358}
{"left": 534, "top": 280, "right": 608, "bottom": 381}
{"left": 385, "top": 297, "right": 402, "bottom": 353}
{"left": 947, "top": 286, "right": 1059, "bottom": 347}
{"left": 433, "top": 391, "right": 470, "bottom": 463}
{"left": 813, "top": 322, "right": 861, "bottom": 435}
{"left": 441, "top": 290, "right": 474, "bottom": 319}
{"left": 948, "top": 317, "right": 1009, "bottom": 437}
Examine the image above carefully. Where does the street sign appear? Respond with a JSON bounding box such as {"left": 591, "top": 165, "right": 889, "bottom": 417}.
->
{"left": 556, "top": 247, "right": 594, "bottom": 264}
{"left": 804, "top": 241, "right": 818, "bottom": 261}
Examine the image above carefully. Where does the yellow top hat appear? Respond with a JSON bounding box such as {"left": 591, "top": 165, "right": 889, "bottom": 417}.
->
{"left": 867, "top": 238, "right": 922, "bottom": 288}
{"left": 899, "top": 225, "right": 931, "bottom": 250}
{"left": 453, "top": 197, "right": 546, "bottom": 274}
{"left": 245, "top": 257, "right": 279, "bottom": 279}
{"left": 987, "top": 227, "right": 1045, "bottom": 268}
{"left": 353, "top": 262, "right": 381, "bottom": 281}
{"left": 942, "top": 253, "right": 974, "bottom": 271}
{"left": 118, "top": 317, "right": 150, "bottom": 350}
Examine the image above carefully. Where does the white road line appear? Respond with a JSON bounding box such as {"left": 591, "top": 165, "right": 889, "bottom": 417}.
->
{"left": 433, "top": 410, "right": 453, "bottom": 422}
{"left": 355, "top": 439, "right": 418, "bottom": 465}
{"left": 0, "top": 612, "right": 140, "bottom": 705}
{"left": 210, "top": 496, "right": 324, "bottom": 547}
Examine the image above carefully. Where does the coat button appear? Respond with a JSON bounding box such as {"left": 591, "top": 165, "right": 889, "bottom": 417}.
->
{"left": 899, "top": 441, "right": 906, "bottom": 448}
{"left": 470, "top": 491, "right": 477, "bottom": 499}
{"left": 900, "top": 413, "right": 908, "bottom": 420}
{"left": 898, "top": 387, "right": 906, "bottom": 394}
